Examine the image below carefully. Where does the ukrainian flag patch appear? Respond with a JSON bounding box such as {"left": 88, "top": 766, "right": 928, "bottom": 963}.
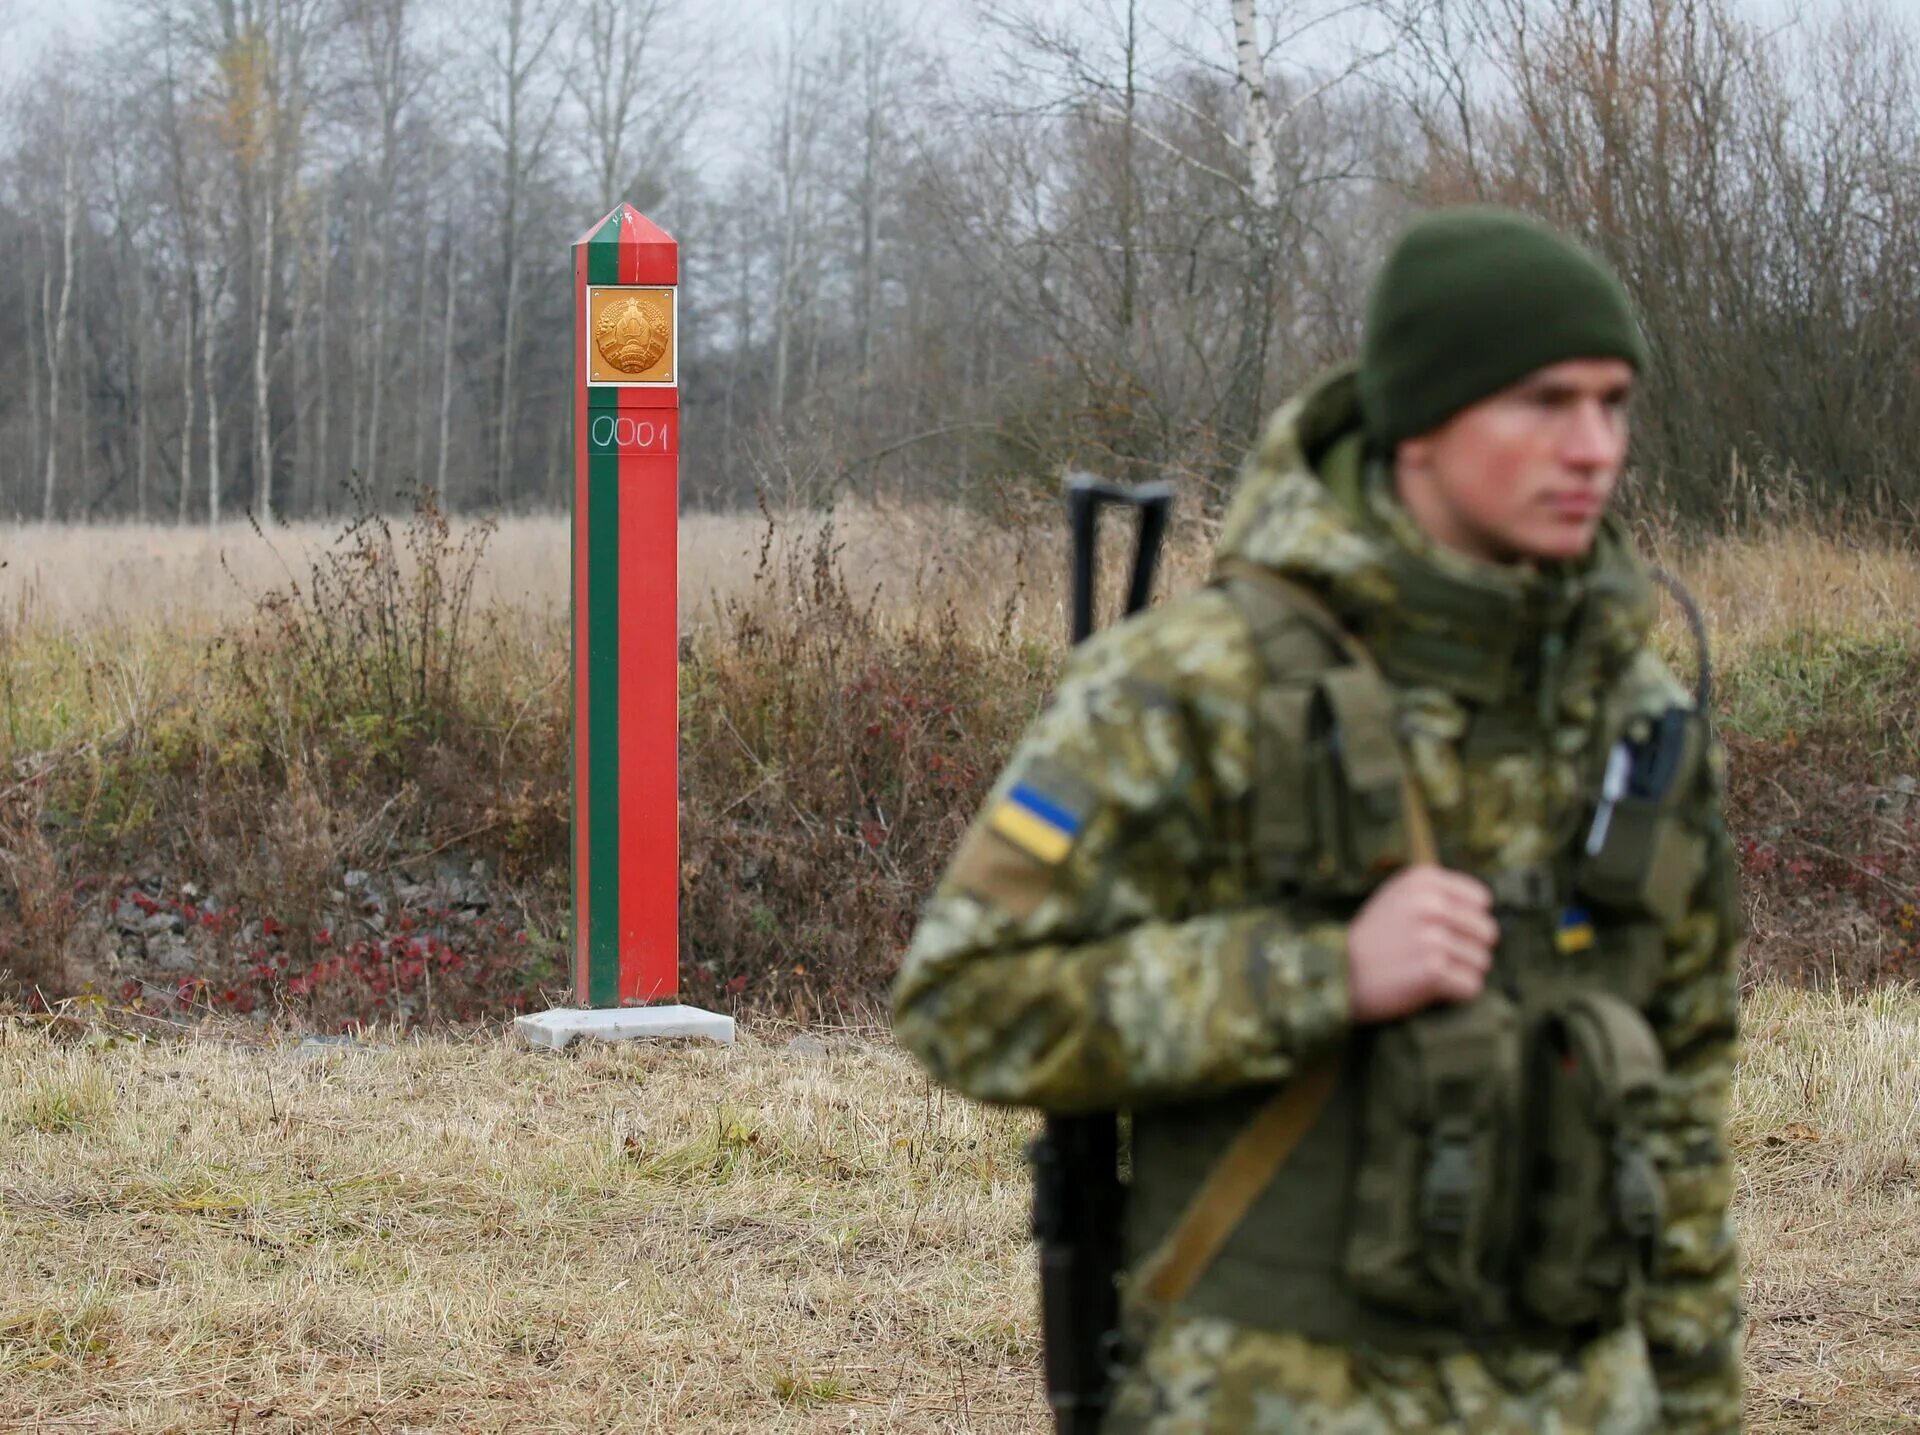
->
{"left": 1556, "top": 907, "right": 1596, "bottom": 956}
{"left": 988, "top": 782, "right": 1086, "bottom": 866}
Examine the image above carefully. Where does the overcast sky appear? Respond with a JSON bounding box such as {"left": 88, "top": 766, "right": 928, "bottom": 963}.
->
{"left": 0, "top": 0, "right": 1276, "bottom": 186}
{"left": 3, "top": 0, "right": 1270, "bottom": 92}
{"left": 0, "top": 0, "right": 1871, "bottom": 128}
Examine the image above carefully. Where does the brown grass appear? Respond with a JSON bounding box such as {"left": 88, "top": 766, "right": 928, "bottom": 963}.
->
{"left": 0, "top": 984, "right": 1913, "bottom": 1432}
{"left": 3, "top": 506, "right": 1903, "bottom": 727}
{"left": 1732, "top": 984, "right": 1920, "bottom": 1431}
{"left": 0, "top": 499, "right": 1212, "bottom": 647}
{"left": 1661, "top": 526, "right": 1920, "bottom": 666}
{"left": 0, "top": 1012, "right": 1044, "bottom": 1433}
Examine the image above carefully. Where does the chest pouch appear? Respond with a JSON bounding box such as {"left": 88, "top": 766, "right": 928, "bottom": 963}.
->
{"left": 1344, "top": 991, "right": 1521, "bottom": 1328}
{"left": 1318, "top": 666, "right": 1411, "bottom": 887}
{"left": 1576, "top": 706, "right": 1708, "bottom": 928}
{"left": 1519, "top": 992, "right": 1667, "bottom": 1329}
{"left": 1253, "top": 668, "right": 1410, "bottom": 900}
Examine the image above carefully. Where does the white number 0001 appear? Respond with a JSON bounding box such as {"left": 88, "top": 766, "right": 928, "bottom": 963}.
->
{"left": 589, "top": 416, "right": 674, "bottom": 451}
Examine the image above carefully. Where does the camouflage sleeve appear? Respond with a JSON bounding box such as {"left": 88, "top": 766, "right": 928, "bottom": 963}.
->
{"left": 1641, "top": 733, "right": 1746, "bottom": 1434}
{"left": 891, "top": 601, "right": 1350, "bottom": 1114}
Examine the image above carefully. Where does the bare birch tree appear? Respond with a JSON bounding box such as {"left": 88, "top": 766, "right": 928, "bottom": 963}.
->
{"left": 569, "top": 0, "right": 694, "bottom": 211}
{"left": 767, "top": 3, "right": 840, "bottom": 424}
{"left": 351, "top": 0, "right": 426, "bottom": 498}
{"left": 435, "top": 222, "right": 459, "bottom": 504}
{"left": 478, "top": 0, "right": 567, "bottom": 505}
{"left": 33, "top": 76, "right": 82, "bottom": 522}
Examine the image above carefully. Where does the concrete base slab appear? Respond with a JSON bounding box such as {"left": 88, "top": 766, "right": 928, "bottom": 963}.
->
{"left": 514, "top": 1004, "right": 736, "bottom": 1051}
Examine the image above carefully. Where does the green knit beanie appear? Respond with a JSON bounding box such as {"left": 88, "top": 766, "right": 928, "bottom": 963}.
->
{"left": 1358, "top": 207, "right": 1648, "bottom": 448}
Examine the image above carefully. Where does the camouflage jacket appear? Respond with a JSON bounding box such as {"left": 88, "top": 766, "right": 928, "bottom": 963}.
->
{"left": 893, "top": 369, "right": 1744, "bottom": 1430}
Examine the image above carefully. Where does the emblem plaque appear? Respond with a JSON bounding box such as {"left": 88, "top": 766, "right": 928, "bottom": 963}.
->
{"left": 587, "top": 286, "right": 676, "bottom": 385}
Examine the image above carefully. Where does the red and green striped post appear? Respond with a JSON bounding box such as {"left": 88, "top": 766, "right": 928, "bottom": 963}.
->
{"left": 573, "top": 204, "right": 680, "bottom": 1009}
{"left": 519, "top": 204, "right": 730, "bottom": 1049}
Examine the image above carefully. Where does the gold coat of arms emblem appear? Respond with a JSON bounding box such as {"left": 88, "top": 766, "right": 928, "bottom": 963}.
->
{"left": 587, "top": 287, "right": 675, "bottom": 384}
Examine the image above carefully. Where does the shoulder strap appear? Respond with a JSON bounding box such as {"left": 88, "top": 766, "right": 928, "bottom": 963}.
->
{"left": 1131, "top": 560, "right": 1437, "bottom": 1316}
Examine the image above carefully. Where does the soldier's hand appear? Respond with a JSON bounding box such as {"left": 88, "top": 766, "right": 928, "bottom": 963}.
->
{"left": 1345, "top": 865, "right": 1498, "bottom": 1023}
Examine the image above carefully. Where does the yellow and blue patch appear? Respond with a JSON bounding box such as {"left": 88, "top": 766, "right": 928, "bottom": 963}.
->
{"left": 1556, "top": 907, "right": 1596, "bottom": 956}
{"left": 988, "top": 783, "right": 1086, "bottom": 865}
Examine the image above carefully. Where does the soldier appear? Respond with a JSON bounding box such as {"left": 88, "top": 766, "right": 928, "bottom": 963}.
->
{"left": 893, "top": 207, "right": 1744, "bottom": 1433}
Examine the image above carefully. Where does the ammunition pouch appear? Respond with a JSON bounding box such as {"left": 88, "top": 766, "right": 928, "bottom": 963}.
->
{"left": 1250, "top": 666, "right": 1412, "bottom": 901}
{"left": 1342, "top": 990, "right": 1668, "bottom": 1334}
{"left": 1519, "top": 993, "right": 1668, "bottom": 1328}
{"left": 1345, "top": 992, "right": 1521, "bottom": 1327}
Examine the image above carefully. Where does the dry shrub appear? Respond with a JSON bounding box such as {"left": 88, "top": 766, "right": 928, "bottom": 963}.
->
{"left": 0, "top": 486, "right": 572, "bottom": 1030}
{"left": 1696, "top": 552, "right": 1920, "bottom": 990}
{"left": 0, "top": 773, "right": 76, "bottom": 1001}
{"left": 678, "top": 511, "right": 1054, "bottom": 1016}
{"left": 202, "top": 483, "right": 563, "bottom": 888}
{"left": 1724, "top": 725, "right": 1920, "bottom": 991}
{"left": 233, "top": 479, "right": 495, "bottom": 744}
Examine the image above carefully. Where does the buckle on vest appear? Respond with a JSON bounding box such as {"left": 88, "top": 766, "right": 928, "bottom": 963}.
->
{"left": 1420, "top": 1130, "right": 1477, "bottom": 1237}
{"left": 1489, "top": 864, "right": 1555, "bottom": 912}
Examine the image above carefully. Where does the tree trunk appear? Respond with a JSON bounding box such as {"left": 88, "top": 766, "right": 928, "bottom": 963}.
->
{"left": 132, "top": 243, "right": 152, "bottom": 522}
{"left": 178, "top": 282, "right": 196, "bottom": 525}
{"left": 254, "top": 133, "right": 279, "bottom": 523}
{"left": 771, "top": 37, "right": 809, "bottom": 425}
{"left": 40, "top": 141, "right": 77, "bottom": 523}
{"left": 368, "top": 0, "right": 408, "bottom": 498}
{"left": 204, "top": 267, "right": 223, "bottom": 527}
{"left": 1119, "top": 0, "right": 1138, "bottom": 341}
{"left": 409, "top": 209, "right": 434, "bottom": 488}
{"left": 855, "top": 21, "right": 883, "bottom": 392}
{"left": 1231, "top": 0, "right": 1281, "bottom": 212}
{"left": 1227, "top": 0, "right": 1282, "bottom": 447}
{"left": 436, "top": 224, "right": 458, "bottom": 505}
{"left": 23, "top": 269, "right": 41, "bottom": 520}
{"left": 348, "top": 190, "right": 370, "bottom": 484}
{"left": 494, "top": 92, "right": 520, "bottom": 508}
{"left": 290, "top": 200, "right": 310, "bottom": 516}
{"left": 495, "top": 251, "right": 520, "bottom": 504}
{"left": 366, "top": 199, "right": 393, "bottom": 494}
{"left": 315, "top": 183, "right": 332, "bottom": 513}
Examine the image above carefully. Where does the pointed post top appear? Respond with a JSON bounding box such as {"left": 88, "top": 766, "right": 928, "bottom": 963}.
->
{"left": 574, "top": 203, "right": 678, "bottom": 286}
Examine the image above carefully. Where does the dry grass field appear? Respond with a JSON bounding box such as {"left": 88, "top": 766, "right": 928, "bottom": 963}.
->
{"left": 4, "top": 503, "right": 1915, "bottom": 653}
{"left": 1, "top": 506, "right": 1918, "bottom": 1430}
{"left": 0, "top": 502, "right": 1111, "bottom": 643}
{"left": 0, "top": 984, "right": 1913, "bottom": 1433}
{"left": 0, "top": 1011, "right": 1041, "bottom": 1433}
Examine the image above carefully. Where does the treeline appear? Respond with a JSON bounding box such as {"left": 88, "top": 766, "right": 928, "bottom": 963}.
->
{"left": 2, "top": 0, "right": 1915, "bottom": 523}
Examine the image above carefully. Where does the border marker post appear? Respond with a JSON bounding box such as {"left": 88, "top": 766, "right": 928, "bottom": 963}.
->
{"left": 515, "top": 203, "right": 733, "bottom": 1051}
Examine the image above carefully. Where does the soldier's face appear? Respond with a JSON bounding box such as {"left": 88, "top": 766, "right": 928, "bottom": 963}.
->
{"left": 1393, "top": 358, "right": 1635, "bottom": 565}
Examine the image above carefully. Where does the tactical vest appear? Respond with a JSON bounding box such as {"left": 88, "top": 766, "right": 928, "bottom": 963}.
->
{"left": 1124, "top": 561, "right": 1712, "bottom": 1354}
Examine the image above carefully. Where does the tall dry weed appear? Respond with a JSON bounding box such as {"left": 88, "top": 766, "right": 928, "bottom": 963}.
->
{"left": 232, "top": 480, "right": 495, "bottom": 754}
{"left": 0, "top": 772, "right": 75, "bottom": 1001}
{"left": 679, "top": 508, "right": 1053, "bottom": 1016}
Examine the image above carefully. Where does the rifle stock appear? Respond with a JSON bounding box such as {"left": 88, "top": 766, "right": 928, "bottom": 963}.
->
{"left": 1031, "top": 473, "right": 1174, "bottom": 1433}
